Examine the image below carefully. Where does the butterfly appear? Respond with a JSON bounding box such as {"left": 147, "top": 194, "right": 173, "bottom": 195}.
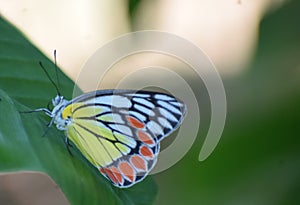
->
{"left": 33, "top": 89, "right": 187, "bottom": 188}
{"left": 31, "top": 53, "right": 186, "bottom": 187}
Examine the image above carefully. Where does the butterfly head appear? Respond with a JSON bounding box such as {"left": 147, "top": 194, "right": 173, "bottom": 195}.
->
{"left": 50, "top": 95, "right": 70, "bottom": 130}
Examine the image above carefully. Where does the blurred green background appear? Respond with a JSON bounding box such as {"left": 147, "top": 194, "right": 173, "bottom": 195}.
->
{"left": 0, "top": 0, "right": 300, "bottom": 205}
{"left": 152, "top": 1, "right": 300, "bottom": 205}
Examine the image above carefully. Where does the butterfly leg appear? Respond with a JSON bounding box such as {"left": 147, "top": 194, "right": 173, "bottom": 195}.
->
{"left": 20, "top": 108, "right": 52, "bottom": 116}
{"left": 64, "top": 134, "right": 73, "bottom": 156}
{"left": 41, "top": 125, "right": 51, "bottom": 137}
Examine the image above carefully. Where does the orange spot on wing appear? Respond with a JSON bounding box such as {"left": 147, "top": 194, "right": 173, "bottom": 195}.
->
{"left": 127, "top": 116, "right": 145, "bottom": 129}
{"left": 99, "top": 167, "right": 105, "bottom": 174}
{"left": 100, "top": 167, "right": 118, "bottom": 185}
{"left": 137, "top": 130, "right": 154, "bottom": 145}
{"left": 131, "top": 155, "right": 147, "bottom": 171}
{"left": 110, "top": 166, "right": 123, "bottom": 185}
{"left": 119, "top": 161, "right": 135, "bottom": 182}
{"left": 140, "top": 146, "right": 154, "bottom": 159}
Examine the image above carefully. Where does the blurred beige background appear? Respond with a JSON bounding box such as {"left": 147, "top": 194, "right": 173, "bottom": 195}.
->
{"left": 0, "top": 0, "right": 285, "bottom": 91}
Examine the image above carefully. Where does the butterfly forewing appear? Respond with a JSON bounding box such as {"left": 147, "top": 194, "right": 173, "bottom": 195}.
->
{"left": 63, "top": 90, "right": 186, "bottom": 187}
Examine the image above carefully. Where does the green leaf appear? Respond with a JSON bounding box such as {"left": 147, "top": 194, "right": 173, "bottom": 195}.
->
{"left": 0, "top": 17, "right": 157, "bottom": 205}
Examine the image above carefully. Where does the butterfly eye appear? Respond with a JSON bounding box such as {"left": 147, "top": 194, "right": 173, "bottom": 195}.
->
{"left": 64, "top": 116, "right": 71, "bottom": 125}
{"left": 63, "top": 115, "right": 71, "bottom": 120}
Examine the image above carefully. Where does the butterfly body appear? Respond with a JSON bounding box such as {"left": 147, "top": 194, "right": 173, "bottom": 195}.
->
{"left": 39, "top": 90, "right": 186, "bottom": 188}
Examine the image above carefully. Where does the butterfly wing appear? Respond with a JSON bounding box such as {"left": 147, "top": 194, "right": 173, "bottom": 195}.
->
{"left": 63, "top": 90, "right": 186, "bottom": 187}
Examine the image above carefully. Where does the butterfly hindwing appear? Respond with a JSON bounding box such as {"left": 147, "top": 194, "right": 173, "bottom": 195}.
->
{"left": 64, "top": 90, "right": 186, "bottom": 187}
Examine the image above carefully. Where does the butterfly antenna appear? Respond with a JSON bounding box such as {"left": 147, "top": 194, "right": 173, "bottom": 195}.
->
{"left": 39, "top": 61, "right": 61, "bottom": 96}
{"left": 53, "top": 50, "right": 61, "bottom": 94}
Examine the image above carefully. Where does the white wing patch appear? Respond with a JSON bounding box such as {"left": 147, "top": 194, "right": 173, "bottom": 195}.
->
{"left": 134, "top": 104, "right": 155, "bottom": 117}
{"left": 158, "top": 107, "right": 178, "bottom": 122}
{"left": 146, "top": 121, "right": 164, "bottom": 136}
{"left": 154, "top": 94, "right": 174, "bottom": 101}
{"left": 158, "top": 117, "right": 173, "bottom": 130}
{"left": 85, "top": 95, "right": 132, "bottom": 108}
{"left": 129, "top": 111, "right": 147, "bottom": 122}
{"left": 157, "top": 100, "right": 182, "bottom": 115}
{"left": 132, "top": 97, "right": 155, "bottom": 109}
{"left": 109, "top": 124, "right": 133, "bottom": 136}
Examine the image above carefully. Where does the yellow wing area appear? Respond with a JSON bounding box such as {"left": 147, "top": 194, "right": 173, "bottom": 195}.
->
{"left": 61, "top": 103, "right": 133, "bottom": 168}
